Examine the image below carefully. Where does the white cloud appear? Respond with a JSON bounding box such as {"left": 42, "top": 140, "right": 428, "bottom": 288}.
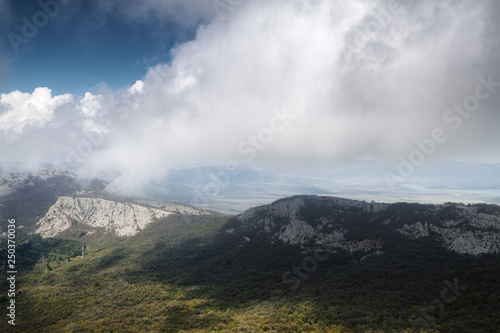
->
{"left": 127, "top": 80, "right": 145, "bottom": 95}
{"left": 78, "top": 92, "right": 102, "bottom": 117}
{"left": 1, "top": 0, "right": 500, "bottom": 194}
{"left": 75, "top": 0, "right": 499, "bottom": 194}
{"left": 0, "top": 88, "right": 72, "bottom": 133}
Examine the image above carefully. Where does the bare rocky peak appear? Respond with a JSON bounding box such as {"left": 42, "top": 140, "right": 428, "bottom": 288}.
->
{"left": 36, "top": 196, "right": 209, "bottom": 237}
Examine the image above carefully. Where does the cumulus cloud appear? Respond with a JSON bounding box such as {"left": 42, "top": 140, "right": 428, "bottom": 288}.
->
{"left": 1, "top": 0, "right": 499, "bottom": 193}
{"left": 0, "top": 88, "right": 72, "bottom": 133}
{"left": 128, "top": 80, "right": 145, "bottom": 95}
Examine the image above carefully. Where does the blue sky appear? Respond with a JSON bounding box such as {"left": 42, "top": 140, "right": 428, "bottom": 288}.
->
{"left": 1, "top": 0, "right": 199, "bottom": 96}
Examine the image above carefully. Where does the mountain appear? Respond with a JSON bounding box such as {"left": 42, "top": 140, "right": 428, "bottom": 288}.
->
{"left": 35, "top": 196, "right": 210, "bottom": 237}
{"left": 31, "top": 192, "right": 500, "bottom": 256}
{"left": 232, "top": 195, "right": 500, "bottom": 256}
{"left": 0, "top": 168, "right": 77, "bottom": 197}
{"left": 3, "top": 163, "right": 500, "bottom": 218}
{"left": 1, "top": 173, "right": 500, "bottom": 332}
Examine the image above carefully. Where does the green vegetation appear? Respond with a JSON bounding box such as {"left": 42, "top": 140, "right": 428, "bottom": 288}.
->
{"left": 0, "top": 233, "right": 82, "bottom": 270}
{"left": 1, "top": 200, "right": 499, "bottom": 332}
{"left": 0, "top": 175, "right": 76, "bottom": 232}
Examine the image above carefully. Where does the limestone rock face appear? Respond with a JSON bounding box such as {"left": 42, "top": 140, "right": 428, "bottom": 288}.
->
{"left": 438, "top": 228, "right": 500, "bottom": 255}
{"left": 234, "top": 195, "right": 500, "bottom": 256}
{"left": 279, "top": 219, "right": 316, "bottom": 245}
{"left": 396, "top": 205, "right": 500, "bottom": 255}
{"left": 236, "top": 196, "right": 386, "bottom": 255}
{"left": 36, "top": 196, "right": 206, "bottom": 237}
{"left": 398, "top": 222, "right": 430, "bottom": 239}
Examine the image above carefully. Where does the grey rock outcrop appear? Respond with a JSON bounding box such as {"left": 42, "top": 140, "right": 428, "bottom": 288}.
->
{"left": 399, "top": 213, "right": 500, "bottom": 255}
{"left": 396, "top": 205, "right": 500, "bottom": 255}
{"left": 36, "top": 196, "right": 207, "bottom": 237}
{"left": 236, "top": 196, "right": 385, "bottom": 254}
{"left": 235, "top": 195, "right": 500, "bottom": 256}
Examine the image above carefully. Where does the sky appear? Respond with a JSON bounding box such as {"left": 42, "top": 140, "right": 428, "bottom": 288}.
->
{"left": 0, "top": 0, "right": 206, "bottom": 96}
{"left": 0, "top": 0, "right": 499, "bottom": 196}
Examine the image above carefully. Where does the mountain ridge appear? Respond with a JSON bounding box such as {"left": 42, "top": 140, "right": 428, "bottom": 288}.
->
{"left": 35, "top": 196, "right": 211, "bottom": 237}
{"left": 229, "top": 195, "right": 500, "bottom": 256}
{"left": 2, "top": 188, "right": 500, "bottom": 331}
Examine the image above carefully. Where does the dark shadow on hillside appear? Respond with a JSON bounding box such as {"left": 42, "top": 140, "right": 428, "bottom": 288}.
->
{"left": 10, "top": 205, "right": 499, "bottom": 332}
{"left": 136, "top": 216, "right": 490, "bottom": 293}
{"left": 0, "top": 175, "right": 77, "bottom": 232}
{"left": 137, "top": 230, "right": 304, "bottom": 305}
{"left": 127, "top": 214, "right": 500, "bottom": 331}
{"left": 0, "top": 234, "right": 82, "bottom": 303}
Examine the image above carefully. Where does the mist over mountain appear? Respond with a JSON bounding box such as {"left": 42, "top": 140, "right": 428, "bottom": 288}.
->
{"left": 2, "top": 162, "right": 499, "bottom": 217}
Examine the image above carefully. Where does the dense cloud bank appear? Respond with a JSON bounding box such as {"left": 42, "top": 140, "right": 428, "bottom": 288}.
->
{"left": 1, "top": 0, "right": 499, "bottom": 194}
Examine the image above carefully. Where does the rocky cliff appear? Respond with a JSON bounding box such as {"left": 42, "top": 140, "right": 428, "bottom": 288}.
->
{"left": 36, "top": 196, "right": 208, "bottom": 237}
{"left": 235, "top": 196, "right": 388, "bottom": 255}
{"left": 398, "top": 207, "right": 500, "bottom": 255}
{"left": 233, "top": 195, "right": 500, "bottom": 256}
